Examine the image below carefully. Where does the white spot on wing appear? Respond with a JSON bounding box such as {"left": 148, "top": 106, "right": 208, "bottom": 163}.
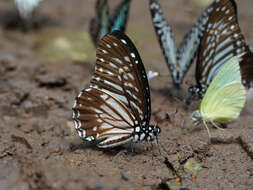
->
{"left": 124, "top": 56, "right": 130, "bottom": 62}
{"left": 112, "top": 58, "right": 123, "bottom": 64}
{"left": 121, "top": 39, "right": 127, "bottom": 44}
{"left": 102, "top": 49, "right": 108, "bottom": 54}
{"left": 109, "top": 62, "right": 118, "bottom": 69}
{"left": 119, "top": 68, "right": 124, "bottom": 74}
{"left": 127, "top": 73, "right": 135, "bottom": 80}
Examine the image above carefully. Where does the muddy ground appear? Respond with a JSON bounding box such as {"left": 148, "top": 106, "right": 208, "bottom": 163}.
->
{"left": 0, "top": 0, "right": 253, "bottom": 189}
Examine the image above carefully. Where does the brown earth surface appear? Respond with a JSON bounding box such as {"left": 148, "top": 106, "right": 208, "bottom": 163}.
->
{"left": 0, "top": 0, "right": 253, "bottom": 190}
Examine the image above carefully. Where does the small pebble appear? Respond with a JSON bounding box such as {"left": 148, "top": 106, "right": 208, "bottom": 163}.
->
{"left": 121, "top": 172, "right": 129, "bottom": 181}
{"left": 95, "top": 181, "right": 103, "bottom": 190}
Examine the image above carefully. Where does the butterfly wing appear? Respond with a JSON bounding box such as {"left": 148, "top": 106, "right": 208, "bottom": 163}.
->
{"left": 200, "top": 57, "right": 246, "bottom": 123}
{"left": 109, "top": 0, "right": 131, "bottom": 33}
{"left": 240, "top": 45, "right": 253, "bottom": 88}
{"left": 91, "top": 30, "right": 151, "bottom": 127}
{"left": 73, "top": 88, "right": 135, "bottom": 148}
{"left": 149, "top": 0, "right": 177, "bottom": 83}
{"left": 195, "top": 0, "right": 253, "bottom": 94}
{"left": 14, "top": 0, "right": 42, "bottom": 19}
{"left": 176, "top": 1, "right": 215, "bottom": 84}
{"left": 89, "top": 0, "right": 109, "bottom": 46}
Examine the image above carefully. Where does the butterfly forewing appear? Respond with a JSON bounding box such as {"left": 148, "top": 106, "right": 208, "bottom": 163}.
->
{"left": 109, "top": 0, "right": 131, "bottom": 33}
{"left": 195, "top": 0, "right": 253, "bottom": 92}
{"left": 89, "top": 0, "right": 109, "bottom": 46}
{"left": 73, "top": 88, "right": 135, "bottom": 148}
{"left": 176, "top": 1, "right": 215, "bottom": 83}
{"left": 239, "top": 45, "right": 253, "bottom": 88}
{"left": 99, "top": 0, "right": 110, "bottom": 37}
{"left": 149, "top": 0, "right": 177, "bottom": 81}
{"left": 89, "top": 0, "right": 131, "bottom": 47}
{"left": 90, "top": 31, "right": 151, "bottom": 127}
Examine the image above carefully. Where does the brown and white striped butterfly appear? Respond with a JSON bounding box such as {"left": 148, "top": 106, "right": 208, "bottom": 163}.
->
{"left": 189, "top": 0, "right": 253, "bottom": 97}
{"left": 72, "top": 31, "right": 160, "bottom": 148}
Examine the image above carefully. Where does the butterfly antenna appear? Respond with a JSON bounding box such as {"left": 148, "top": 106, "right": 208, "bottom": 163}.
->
{"left": 156, "top": 136, "right": 162, "bottom": 155}
{"left": 203, "top": 119, "right": 211, "bottom": 138}
{"left": 236, "top": 52, "right": 246, "bottom": 60}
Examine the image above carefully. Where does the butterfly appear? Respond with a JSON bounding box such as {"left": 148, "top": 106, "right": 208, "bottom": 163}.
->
{"left": 149, "top": 0, "right": 215, "bottom": 86}
{"left": 89, "top": 0, "right": 131, "bottom": 47}
{"left": 72, "top": 30, "right": 160, "bottom": 148}
{"left": 192, "top": 56, "right": 246, "bottom": 137}
{"left": 189, "top": 0, "right": 253, "bottom": 97}
{"left": 13, "top": 0, "right": 43, "bottom": 20}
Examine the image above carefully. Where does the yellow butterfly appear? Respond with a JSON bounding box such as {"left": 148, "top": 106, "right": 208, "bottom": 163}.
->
{"left": 192, "top": 56, "right": 246, "bottom": 136}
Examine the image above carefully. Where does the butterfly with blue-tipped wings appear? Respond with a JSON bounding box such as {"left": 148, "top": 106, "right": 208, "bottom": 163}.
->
{"left": 89, "top": 0, "right": 131, "bottom": 47}
{"left": 189, "top": 0, "right": 253, "bottom": 98}
{"left": 149, "top": 0, "right": 215, "bottom": 86}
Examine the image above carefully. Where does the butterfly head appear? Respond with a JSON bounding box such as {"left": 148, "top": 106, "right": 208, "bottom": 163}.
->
{"left": 188, "top": 85, "right": 206, "bottom": 99}
{"left": 191, "top": 110, "right": 202, "bottom": 125}
{"left": 133, "top": 125, "right": 161, "bottom": 142}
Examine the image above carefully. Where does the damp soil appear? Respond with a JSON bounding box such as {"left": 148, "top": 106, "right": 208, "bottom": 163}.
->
{"left": 0, "top": 0, "right": 253, "bottom": 189}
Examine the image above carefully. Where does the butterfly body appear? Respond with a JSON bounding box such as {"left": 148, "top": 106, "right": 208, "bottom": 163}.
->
{"left": 192, "top": 56, "right": 246, "bottom": 136}
{"left": 73, "top": 31, "right": 160, "bottom": 148}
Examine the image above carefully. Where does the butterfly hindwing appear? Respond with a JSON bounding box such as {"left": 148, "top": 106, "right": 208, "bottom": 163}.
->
{"left": 73, "top": 88, "right": 135, "bottom": 148}
{"left": 200, "top": 57, "right": 246, "bottom": 123}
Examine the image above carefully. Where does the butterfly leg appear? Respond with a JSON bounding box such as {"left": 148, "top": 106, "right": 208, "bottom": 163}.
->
{"left": 202, "top": 119, "right": 211, "bottom": 137}
{"left": 130, "top": 141, "right": 134, "bottom": 152}
{"left": 146, "top": 141, "right": 153, "bottom": 151}
{"left": 210, "top": 120, "right": 225, "bottom": 131}
{"left": 156, "top": 136, "right": 162, "bottom": 155}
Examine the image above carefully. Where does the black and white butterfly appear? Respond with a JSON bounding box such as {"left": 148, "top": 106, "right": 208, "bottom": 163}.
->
{"left": 72, "top": 31, "right": 160, "bottom": 148}
{"left": 149, "top": 0, "right": 215, "bottom": 86}
{"left": 189, "top": 0, "right": 253, "bottom": 97}
{"left": 89, "top": 0, "right": 131, "bottom": 47}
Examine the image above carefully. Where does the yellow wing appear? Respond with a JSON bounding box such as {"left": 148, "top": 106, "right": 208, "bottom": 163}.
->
{"left": 200, "top": 56, "right": 246, "bottom": 123}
